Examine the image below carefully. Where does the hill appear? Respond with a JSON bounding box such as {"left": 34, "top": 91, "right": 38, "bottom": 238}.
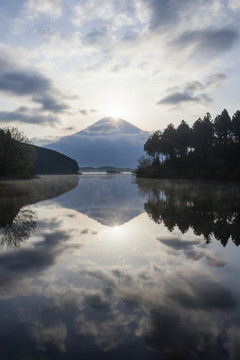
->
{"left": 46, "top": 117, "right": 149, "bottom": 168}
{"left": 33, "top": 145, "right": 79, "bottom": 174}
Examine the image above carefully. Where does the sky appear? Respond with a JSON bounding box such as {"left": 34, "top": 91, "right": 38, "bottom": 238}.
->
{"left": 0, "top": 0, "right": 239, "bottom": 145}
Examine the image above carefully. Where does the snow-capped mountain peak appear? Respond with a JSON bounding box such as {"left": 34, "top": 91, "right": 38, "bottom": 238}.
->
{"left": 78, "top": 117, "right": 144, "bottom": 136}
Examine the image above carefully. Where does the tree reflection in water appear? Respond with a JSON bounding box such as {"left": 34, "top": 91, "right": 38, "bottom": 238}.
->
{"left": 0, "top": 175, "right": 79, "bottom": 248}
{"left": 136, "top": 178, "right": 240, "bottom": 246}
{"left": 0, "top": 207, "right": 37, "bottom": 248}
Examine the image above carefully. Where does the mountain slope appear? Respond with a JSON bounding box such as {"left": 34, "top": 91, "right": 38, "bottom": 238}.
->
{"left": 33, "top": 145, "right": 79, "bottom": 174}
{"left": 46, "top": 117, "right": 149, "bottom": 168}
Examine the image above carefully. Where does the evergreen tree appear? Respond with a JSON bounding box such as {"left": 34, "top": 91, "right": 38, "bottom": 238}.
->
{"left": 176, "top": 120, "right": 192, "bottom": 156}
{"left": 161, "top": 123, "right": 177, "bottom": 159}
{"left": 232, "top": 110, "right": 240, "bottom": 143}
{"left": 214, "top": 109, "right": 231, "bottom": 145}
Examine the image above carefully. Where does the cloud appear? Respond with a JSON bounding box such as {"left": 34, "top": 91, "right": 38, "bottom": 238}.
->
{"left": 83, "top": 29, "right": 108, "bottom": 45}
{"left": 32, "top": 95, "right": 69, "bottom": 113}
{"left": 184, "top": 80, "right": 205, "bottom": 93}
{"left": 157, "top": 92, "right": 202, "bottom": 105}
{"left": 0, "top": 107, "right": 60, "bottom": 125}
{"left": 79, "top": 109, "right": 97, "bottom": 116}
{"left": 31, "top": 321, "right": 67, "bottom": 352}
{"left": 71, "top": 0, "right": 136, "bottom": 30}
{"left": 142, "top": 0, "right": 192, "bottom": 29}
{"left": 84, "top": 291, "right": 112, "bottom": 311}
{"left": 157, "top": 72, "right": 227, "bottom": 107}
{"left": 24, "top": 0, "right": 63, "bottom": 19}
{"left": 168, "top": 279, "right": 237, "bottom": 310}
{"left": 172, "top": 27, "right": 239, "bottom": 56}
{"left": 158, "top": 238, "right": 200, "bottom": 250}
{"left": 207, "top": 73, "right": 228, "bottom": 87}
{"left": 228, "top": 0, "right": 240, "bottom": 11}
{"left": 0, "top": 63, "right": 69, "bottom": 115}
{"left": 0, "top": 54, "right": 70, "bottom": 123}
{"left": 0, "top": 71, "right": 51, "bottom": 96}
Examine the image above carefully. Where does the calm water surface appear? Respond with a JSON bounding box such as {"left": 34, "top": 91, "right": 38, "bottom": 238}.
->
{"left": 0, "top": 174, "right": 240, "bottom": 360}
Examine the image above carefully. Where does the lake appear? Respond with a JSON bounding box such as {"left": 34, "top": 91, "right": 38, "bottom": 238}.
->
{"left": 0, "top": 174, "right": 240, "bottom": 360}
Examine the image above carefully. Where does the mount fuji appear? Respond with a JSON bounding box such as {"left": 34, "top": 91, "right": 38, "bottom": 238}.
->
{"left": 46, "top": 117, "right": 149, "bottom": 168}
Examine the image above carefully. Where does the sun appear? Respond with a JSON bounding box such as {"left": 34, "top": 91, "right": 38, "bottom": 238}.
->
{"left": 105, "top": 104, "right": 125, "bottom": 119}
{"left": 98, "top": 91, "right": 133, "bottom": 120}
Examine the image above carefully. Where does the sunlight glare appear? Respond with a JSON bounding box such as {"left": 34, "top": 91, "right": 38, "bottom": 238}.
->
{"left": 98, "top": 90, "right": 135, "bottom": 120}
{"left": 112, "top": 225, "right": 120, "bottom": 232}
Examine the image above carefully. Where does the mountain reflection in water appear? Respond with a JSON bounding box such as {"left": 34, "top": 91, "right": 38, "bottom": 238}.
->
{"left": 136, "top": 178, "right": 240, "bottom": 247}
{"left": 53, "top": 174, "right": 146, "bottom": 226}
{"left": 0, "top": 175, "right": 240, "bottom": 360}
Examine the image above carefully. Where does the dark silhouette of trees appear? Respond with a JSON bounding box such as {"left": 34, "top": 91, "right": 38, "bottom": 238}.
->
{"left": 162, "top": 123, "right": 177, "bottom": 159}
{"left": 232, "top": 110, "right": 240, "bottom": 143}
{"left": 213, "top": 109, "right": 231, "bottom": 145}
{"left": 192, "top": 113, "right": 214, "bottom": 154}
{"left": 144, "top": 131, "right": 162, "bottom": 164}
{"left": 136, "top": 178, "right": 240, "bottom": 247}
{"left": 0, "top": 208, "right": 37, "bottom": 248}
{"left": 0, "top": 127, "right": 35, "bottom": 178}
{"left": 176, "top": 120, "right": 192, "bottom": 156}
{"left": 136, "top": 109, "right": 240, "bottom": 180}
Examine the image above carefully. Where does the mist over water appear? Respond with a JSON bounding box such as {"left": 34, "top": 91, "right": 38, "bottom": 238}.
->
{"left": 0, "top": 174, "right": 240, "bottom": 359}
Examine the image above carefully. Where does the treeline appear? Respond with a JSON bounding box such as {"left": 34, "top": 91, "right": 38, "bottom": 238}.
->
{"left": 0, "top": 128, "right": 35, "bottom": 178}
{"left": 136, "top": 109, "right": 240, "bottom": 180}
{"left": 0, "top": 127, "right": 79, "bottom": 178}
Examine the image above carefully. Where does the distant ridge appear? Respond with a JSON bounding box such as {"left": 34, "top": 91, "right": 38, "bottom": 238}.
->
{"left": 46, "top": 117, "right": 149, "bottom": 168}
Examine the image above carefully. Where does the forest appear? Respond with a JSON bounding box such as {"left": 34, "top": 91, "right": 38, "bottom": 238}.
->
{"left": 136, "top": 109, "right": 240, "bottom": 180}
{"left": 0, "top": 127, "right": 79, "bottom": 178}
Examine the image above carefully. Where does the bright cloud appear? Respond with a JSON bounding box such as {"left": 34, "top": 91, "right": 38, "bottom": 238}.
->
{"left": 24, "top": 0, "right": 63, "bottom": 19}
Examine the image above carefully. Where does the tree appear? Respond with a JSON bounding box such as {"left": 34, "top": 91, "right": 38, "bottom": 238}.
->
{"left": 161, "top": 123, "right": 177, "bottom": 159}
{"left": 144, "top": 131, "right": 162, "bottom": 160}
{"left": 176, "top": 120, "right": 192, "bottom": 156}
{"left": 192, "top": 113, "right": 213, "bottom": 153}
{"left": 0, "top": 127, "right": 35, "bottom": 178}
{"left": 214, "top": 109, "right": 231, "bottom": 145}
{"left": 232, "top": 110, "right": 240, "bottom": 143}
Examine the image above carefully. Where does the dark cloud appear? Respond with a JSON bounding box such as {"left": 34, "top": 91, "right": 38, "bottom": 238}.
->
{"left": 157, "top": 92, "right": 201, "bottom": 105}
{"left": 85, "top": 292, "right": 111, "bottom": 311}
{"left": 158, "top": 237, "right": 200, "bottom": 250}
{"left": 84, "top": 29, "right": 107, "bottom": 44}
{"left": 143, "top": 0, "right": 192, "bottom": 29}
{"left": 157, "top": 73, "right": 225, "bottom": 107}
{"left": 0, "top": 230, "right": 70, "bottom": 288}
{"left": 207, "top": 73, "right": 228, "bottom": 87}
{"left": 173, "top": 28, "right": 239, "bottom": 55}
{"left": 79, "top": 109, "right": 97, "bottom": 115}
{"left": 184, "top": 80, "right": 204, "bottom": 93}
{"left": 168, "top": 279, "right": 237, "bottom": 310}
{"left": 32, "top": 95, "right": 69, "bottom": 113}
{"left": 79, "top": 109, "right": 88, "bottom": 115}
{"left": 0, "top": 71, "right": 51, "bottom": 96}
{"left": 0, "top": 107, "right": 60, "bottom": 125}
